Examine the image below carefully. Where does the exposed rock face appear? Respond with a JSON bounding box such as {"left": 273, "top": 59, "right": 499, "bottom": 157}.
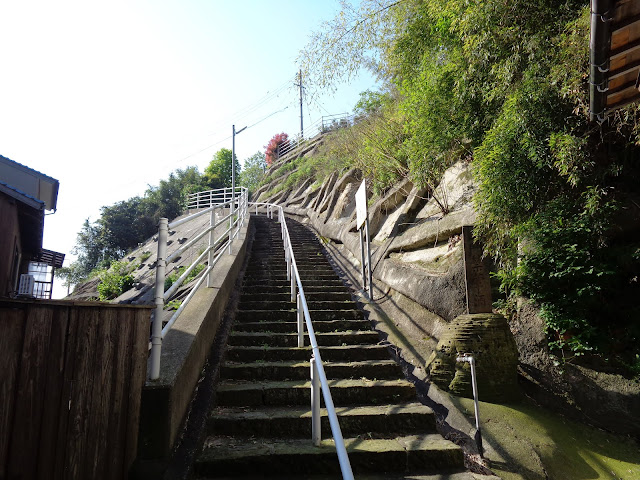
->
{"left": 426, "top": 313, "right": 519, "bottom": 403}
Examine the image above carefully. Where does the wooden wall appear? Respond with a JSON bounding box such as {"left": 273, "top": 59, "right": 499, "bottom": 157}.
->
{"left": 0, "top": 300, "right": 152, "bottom": 480}
{"left": 0, "top": 194, "right": 20, "bottom": 297}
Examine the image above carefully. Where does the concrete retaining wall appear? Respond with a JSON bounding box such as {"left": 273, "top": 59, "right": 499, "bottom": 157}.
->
{"left": 133, "top": 218, "right": 251, "bottom": 476}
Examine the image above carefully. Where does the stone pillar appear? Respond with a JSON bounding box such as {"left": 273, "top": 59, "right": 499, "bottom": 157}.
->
{"left": 426, "top": 313, "right": 519, "bottom": 403}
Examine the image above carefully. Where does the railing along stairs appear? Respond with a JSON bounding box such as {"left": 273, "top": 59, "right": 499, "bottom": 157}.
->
{"left": 149, "top": 186, "right": 248, "bottom": 380}
{"left": 249, "top": 202, "right": 355, "bottom": 480}
{"left": 276, "top": 113, "right": 357, "bottom": 159}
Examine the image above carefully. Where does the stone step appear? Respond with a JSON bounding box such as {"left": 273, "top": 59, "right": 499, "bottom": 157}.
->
{"left": 225, "top": 344, "right": 391, "bottom": 362}
{"left": 242, "top": 273, "right": 343, "bottom": 284}
{"left": 232, "top": 319, "right": 371, "bottom": 334}
{"left": 239, "top": 291, "right": 352, "bottom": 303}
{"left": 242, "top": 274, "right": 339, "bottom": 283}
{"left": 216, "top": 378, "right": 416, "bottom": 407}
{"left": 237, "top": 300, "right": 361, "bottom": 312}
{"left": 227, "top": 331, "right": 381, "bottom": 347}
{"left": 239, "top": 285, "right": 350, "bottom": 295}
{"left": 221, "top": 359, "right": 402, "bottom": 381}
{"left": 196, "top": 473, "right": 499, "bottom": 480}
{"left": 194, "top": 434, "right": 463, "bottom": 477}
{"left": 208, "top": 403, "right": 436, "bottom": 439}
{"left": 236, "top": 309, "right": 365, "bottom": 322}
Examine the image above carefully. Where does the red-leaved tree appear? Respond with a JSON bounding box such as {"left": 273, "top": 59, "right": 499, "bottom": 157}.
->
{"left": 264, "top": 132, "right": 289, "bottom": 166}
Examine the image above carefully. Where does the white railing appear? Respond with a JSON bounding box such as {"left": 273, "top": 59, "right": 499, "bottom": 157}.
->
{"left": 149, "top": 187, "right": 249, "bottom": 380}
{"left": 275, "top": 113, "right": 357, "bottom": 159}
{"left": 249, "top": 202, "right": 354, "bottom": 480}
{"left": 187, "top": 186, "right": 244, "bottom": 210}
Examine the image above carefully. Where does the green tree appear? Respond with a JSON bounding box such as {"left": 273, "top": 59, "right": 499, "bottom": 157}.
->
{"left": 239, "top": 151, "right": 267, "bottom": 194}
{"left": 55, "top": 262, "right": 85, "bottom": 295}
{"left": 204, "top": 148, "right": 240, "bottom": 189}
{"left": 299, "top": 0, "right": 640, "bottom": 361}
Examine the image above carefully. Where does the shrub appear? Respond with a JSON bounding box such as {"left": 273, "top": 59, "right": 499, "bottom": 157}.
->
{"left": 97, "top": 260, "right": 136, "bottom": 301}
{"left": 164, "top": 263, "right": 206, "bottom": 292}
{"left": 264, "top": 133, "right": 289, "bottom": 166}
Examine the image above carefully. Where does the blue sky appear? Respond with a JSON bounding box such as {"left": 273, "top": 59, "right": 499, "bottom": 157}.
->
{"left": 0, "top": 1, "right": 378, "bottom": 296}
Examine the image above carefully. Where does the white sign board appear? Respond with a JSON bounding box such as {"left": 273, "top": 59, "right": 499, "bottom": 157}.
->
{"left": 355, "top": 179, "right": 367, "bottom": 230}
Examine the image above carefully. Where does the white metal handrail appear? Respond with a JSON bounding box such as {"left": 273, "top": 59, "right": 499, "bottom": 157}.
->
{"left": 149, "top": 187, "right": 249, "bottom": 380}
{"left": 187, "top": 186, "right": 245, "bottom": 210}
{"left": 249, "top": 202, "right": 354, "bottom": 480}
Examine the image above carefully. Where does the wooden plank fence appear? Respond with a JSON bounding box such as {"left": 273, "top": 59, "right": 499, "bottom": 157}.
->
{"left": 0, "top": 299, "right": 152, "bottom": 480}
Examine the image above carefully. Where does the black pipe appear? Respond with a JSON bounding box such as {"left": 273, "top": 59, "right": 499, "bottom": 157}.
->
{"left": 590, "top": 0, "right": 614, "bottom": 122}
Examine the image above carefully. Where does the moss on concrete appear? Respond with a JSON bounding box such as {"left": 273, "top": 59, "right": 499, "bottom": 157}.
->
{"left": 452, "top": 397, "right": 640, "bottom": 480}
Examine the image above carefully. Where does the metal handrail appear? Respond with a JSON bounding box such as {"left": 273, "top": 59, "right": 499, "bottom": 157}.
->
{"left": 187, "top": 186, "right": 245, "bottom": 210}
{"left": 275, "top": 113, "right": 357, "bottom": 159}
{"left": 249, "top": 202, "right": 354, "bottom": 480}
{"left": 149, "top": 187, "right": 249, "bottom": 380}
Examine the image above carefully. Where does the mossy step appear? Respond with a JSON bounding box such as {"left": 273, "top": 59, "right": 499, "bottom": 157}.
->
{"left": 239, "top": 292, "right": 352, "bottom": 303}
{"left": 237, "top": 302, "right": 364, "bottom": 315}
{"left": 239, "top": 285, "right": 350, "bottom": 295}
{"left": 242, "top": 278, "right": 345, "bottom": 287}
{"left": 194, "top": 434, "right": 463, "bottom": 476}
{"left": 245, "top": 263, "right": 333, "bottom": 271}
{"left": 236, "top": 309, "right": 364, "bottom": 322}
{"left": 232, "top": 319, "right": 370, "bottom": 334}
{"left": 196, "top": 473, "right": 498, "bottom": 480}
{"left": 227, "top": 331, "right": 380, "bottom": 347}
{"left": 221, "top": 359, "right": 402, "bottom": 381}
{"left": 225, "top": 344, "right": 391, "bottom": 362}
{"left": 216, "top": 378, "right": 416, "bottom": 407}
{"left": 208, "top": 403, "right": 436, "bottom": 438}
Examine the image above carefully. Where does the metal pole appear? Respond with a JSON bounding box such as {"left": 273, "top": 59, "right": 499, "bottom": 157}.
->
{"left": 297, "top": 293, "right": 304, "bottom": 348}
{"left": 365, "top": 217, "right": 373, "bottom": 299}
{"left": 359, "top": 227, "right": 366, "bottom": 290}
{"left": 231, "top": 125, "right": 247, "bottom": 215}
{"left": 291, "top": 260, "right": 296, "bottom": 303}
{"left": 207, "top": 208, "right": 215, "bottom": 287}
{"left": 457, "top": 354, "right": 483, "bottom": 456}
{"left": 231, "top": 125, "right": 236, "bottom": 215}
{"left": 311, "top": 356, "right": 321, "bottom": 446}
{"left": 299, "top": 69, "right": 304, "bottom": 137}
{"left": 150, "top": 218, "right": 168, "bottom": 380}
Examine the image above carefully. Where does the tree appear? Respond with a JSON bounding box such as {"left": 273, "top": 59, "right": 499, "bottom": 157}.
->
{"left": 55, "top": 263, "right": 85, "bottom": 295}
{"left": 144, "top": 166, "right": 205, "bottom": 222}
{"left": 204, "top": 148, "right": 240, "bottom": 189}
{"left": 264, "top": 133, "right": 289, "bottom": 166}
{"left": 239, "top": 151, "right": 267, "bottom": 194}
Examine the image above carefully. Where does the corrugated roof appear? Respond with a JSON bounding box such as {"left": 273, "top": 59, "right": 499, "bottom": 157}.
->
{"left": 0, "top": 155, "right": 59, "bottom": 184}
{"left": 0, "top": 180, "right": 45, "bottom": 210}
{"left": 0, "top": 155, "right": 59, "bottom": 210}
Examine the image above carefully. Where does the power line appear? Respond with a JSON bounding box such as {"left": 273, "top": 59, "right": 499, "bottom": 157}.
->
{"left": 177, "top": 105, "right": 290, "bottom": 163}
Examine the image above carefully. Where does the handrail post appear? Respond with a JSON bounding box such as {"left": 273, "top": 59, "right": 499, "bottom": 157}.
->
{"left": 286, "top": 243, "right": 291, "bottom": 281}
{"left": 297, "top": 293, "right": 304, "bottom": 348}
{"left": 310, "top": 356, "right": 321, "bottom": 446}
{"left": 457, "top": 354, "right": 483, "bottom": 456}
{"left": 150, "top": 217, "right": 168, "bottom": 380}
{"left": 207, "top": 207, "right": 215, "bottom": 287}
{"left": 290, "top": 260, "right": 296, "bottom": 303}
{"left": 228, "top": 198, "right": 233, "bottom": 255}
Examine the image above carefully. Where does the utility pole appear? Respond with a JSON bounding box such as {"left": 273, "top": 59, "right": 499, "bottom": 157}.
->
{"left": 231, "top": 124, "right": 247, "bottom": 213}
{"left": 296, "top": 69, "right": 304, "bottom": 137}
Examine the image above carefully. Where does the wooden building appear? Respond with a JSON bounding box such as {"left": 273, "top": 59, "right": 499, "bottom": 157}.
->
{"left": 0, "top": 155, "right": 64, "bottom": 298}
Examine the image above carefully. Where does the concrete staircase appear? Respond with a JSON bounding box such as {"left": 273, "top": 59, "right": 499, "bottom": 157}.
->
{"left": 193, "top": 215, "right": 488, "bottom": 479}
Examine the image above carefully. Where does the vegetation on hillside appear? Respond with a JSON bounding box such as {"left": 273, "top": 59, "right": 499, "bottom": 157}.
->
{"left": 292, "top": 0, "right": 640, "bottom": 368}
{"left": 57, "top": 148, "right": 259, "bottom": 290}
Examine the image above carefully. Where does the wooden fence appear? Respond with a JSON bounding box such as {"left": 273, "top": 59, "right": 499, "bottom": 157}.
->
{"left": 0, "top": 299, "right": 152, "bottom": 480}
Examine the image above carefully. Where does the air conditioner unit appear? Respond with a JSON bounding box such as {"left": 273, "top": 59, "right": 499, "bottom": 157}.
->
{"left": 18, "top": 274, "right": 35, "bottom": 297}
